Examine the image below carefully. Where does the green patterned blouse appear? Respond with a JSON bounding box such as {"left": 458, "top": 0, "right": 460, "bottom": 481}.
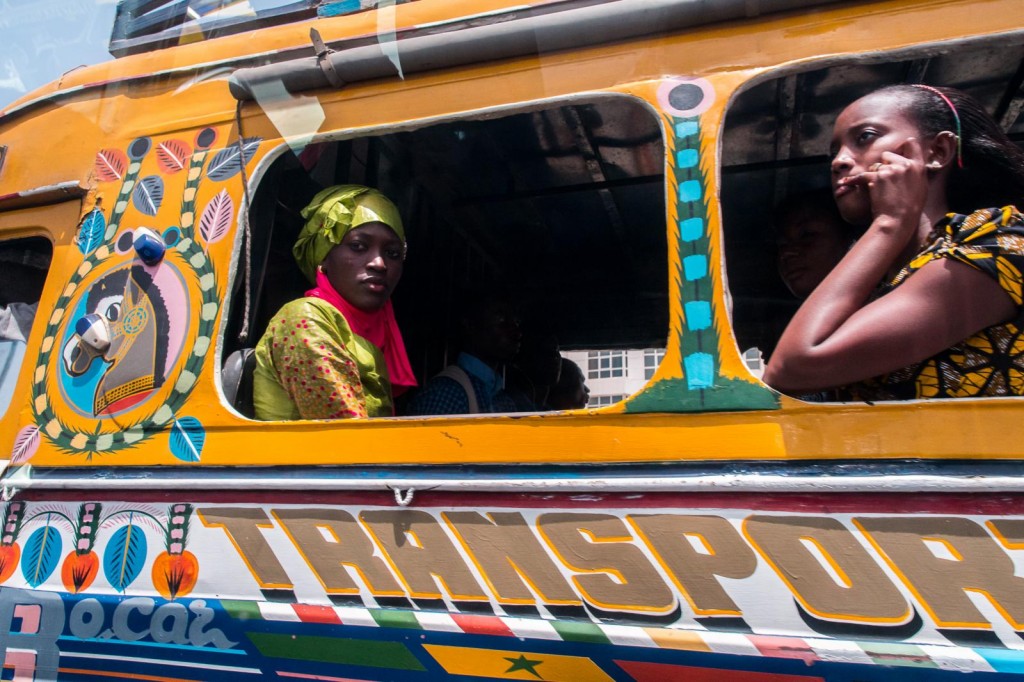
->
{"left": 253, "top": 298, "right": 393, "bottom": 420}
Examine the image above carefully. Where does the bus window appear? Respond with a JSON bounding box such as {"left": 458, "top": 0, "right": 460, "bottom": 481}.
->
{"left": 0, "top": 237, "right": 51, "bottom": 417}
{"left": 722, "top": 36, "right": 1024, "bottom": 400}
{"left": 224, "top": 95, "right": 667, "bottom": 418}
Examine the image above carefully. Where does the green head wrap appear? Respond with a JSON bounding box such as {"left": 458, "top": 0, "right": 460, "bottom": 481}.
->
{"left": 293, "top": 185, "right": 405, "bottom": 283}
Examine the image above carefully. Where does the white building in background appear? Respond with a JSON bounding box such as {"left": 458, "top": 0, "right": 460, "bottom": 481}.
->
{"left": 562, "top": 348, "right": 665, "bottom": 408}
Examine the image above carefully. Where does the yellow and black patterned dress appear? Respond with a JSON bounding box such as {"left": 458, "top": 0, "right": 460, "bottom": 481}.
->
{"left": 841, "top": 205, "right": 1024, "bottom": 401}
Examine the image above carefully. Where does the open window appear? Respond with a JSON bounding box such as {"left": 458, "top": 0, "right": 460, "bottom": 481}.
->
{"left": 722, "top": 36, "right": 1024, "bottom": 392}
{"left": 223, "top": 94, "right": 668, "bottom": 417}
{"left": 0, "top": 236, "right": 52, "bottom": 416}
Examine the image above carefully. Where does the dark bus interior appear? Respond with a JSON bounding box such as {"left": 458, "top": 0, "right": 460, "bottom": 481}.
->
{"left": 0, "top": 235, "right": 51, "bottom": 416}
{"left": 222, "top": 95, "right": 668, "bottom": 410}
{"left": 0, "top": 237, "right": 51, "bottom": 308}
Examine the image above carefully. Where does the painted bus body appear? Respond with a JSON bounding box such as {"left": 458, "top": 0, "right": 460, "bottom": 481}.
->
{"left": 0, "top": 0, "right": 1023, "bottom": 679}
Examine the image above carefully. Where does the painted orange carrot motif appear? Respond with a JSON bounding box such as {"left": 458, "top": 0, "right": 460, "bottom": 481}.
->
{"left": 152, "top": 503, "right": 198, "bottom": 599}
{"left": 61, "top": 502, "right": 101, "bottom": 593}
{"left": 0, "top": 502, "right": 25, "bottom": 583}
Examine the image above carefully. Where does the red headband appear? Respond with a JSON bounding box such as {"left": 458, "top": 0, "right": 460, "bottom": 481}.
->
{"left": 911, "top": 84, "right": 963, "bottom": 168}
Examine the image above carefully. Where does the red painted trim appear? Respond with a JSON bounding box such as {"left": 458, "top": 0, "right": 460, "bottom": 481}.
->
{"left": 749, "top": 635, "right": 819, "bottom": 664}
{"left": 292, "top": 604, "right": 342, "bottom": 625}
{"left": 450, "top": 613, "right": 514, "bottom": 637}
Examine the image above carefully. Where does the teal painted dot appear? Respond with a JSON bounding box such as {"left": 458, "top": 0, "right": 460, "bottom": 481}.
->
{"left": 683, "top": 255, "right": 707, "bottom": 281}
{"left": 679, "top": 218, "right": 703, "bottom": 242}
{"left": 679, "top": 180, "right": 702, "bottom": 202}
{"left": 676, "top": 149, "right": 699, "bottom": 169}
{"left": 684, "top": 301, "right": 712, "bottom": 331}
{"left": 684, "top": 353, "right": 715, "bottom": 390}
{"left": 675, "top": 121, "right": 699, "bottom": 138}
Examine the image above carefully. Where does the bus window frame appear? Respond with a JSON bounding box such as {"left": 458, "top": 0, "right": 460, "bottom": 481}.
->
{"left": 220, "top": 90, "right": 674, "bottom": 421}
{"left": 720, "top": 31, "right": 1024, "bottom": 403}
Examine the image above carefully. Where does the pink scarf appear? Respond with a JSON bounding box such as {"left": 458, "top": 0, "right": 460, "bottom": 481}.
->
{"left": 306, "top": 270, "right": 417, "bottom": 395}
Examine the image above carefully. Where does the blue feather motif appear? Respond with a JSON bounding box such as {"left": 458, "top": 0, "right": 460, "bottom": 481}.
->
{"left": 132, "top": 175, "right": 165, "bottom": 216}
{"left": 21, "top": 522, "right": 62, "bottom": 587}
{"left": 77, "top": 209, "right": 106, "bottom": 255}
{"left": 169, "top": 417, "right": 205, "bottom": 463}
{"left": 206, "top": 138, "right": 261, "bottom": 182}
{"left": 103, "top": 519, "right": 147, "bottom": 592}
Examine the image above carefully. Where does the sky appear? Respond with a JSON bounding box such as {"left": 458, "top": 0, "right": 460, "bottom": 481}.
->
{"left": 0, "top": 0, "right": 118, "bottom": 109}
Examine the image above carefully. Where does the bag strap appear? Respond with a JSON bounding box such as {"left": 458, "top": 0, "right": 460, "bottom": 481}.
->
{"left": 436, "top": 365, "right": 480, "bottom": 414}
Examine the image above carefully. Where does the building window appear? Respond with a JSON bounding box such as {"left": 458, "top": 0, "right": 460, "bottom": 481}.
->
{"left": 643, "top": 348, "right": 665, "bottom": 380}
{"left": 742, "top": 347, "right": 765, "bottom": 379}
{"left": 587, "top": 351, "right": 626, "bottom": 379}
{"left": 589, "top": 394, "right": 625, "bottom": 407}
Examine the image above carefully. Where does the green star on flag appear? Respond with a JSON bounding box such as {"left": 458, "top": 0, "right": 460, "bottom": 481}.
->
{"left": 504, "top": 653, "right": 544, "bottom": 679}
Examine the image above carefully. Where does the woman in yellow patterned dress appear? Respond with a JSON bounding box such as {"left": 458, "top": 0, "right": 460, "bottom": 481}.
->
{"left": 253, "top": 185, "right": 416, "bottom": 420}
{"left": 765, "top": 85, "right": 1024, "bottom": 400}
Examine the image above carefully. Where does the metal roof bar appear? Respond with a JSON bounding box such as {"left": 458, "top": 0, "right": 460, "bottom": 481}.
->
{"left": 229, "top": 0, "right": 862, "bottom": 101}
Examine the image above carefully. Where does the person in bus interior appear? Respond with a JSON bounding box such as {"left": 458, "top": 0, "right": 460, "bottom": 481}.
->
{"left": 764, "top": 85, "right": 1024, "bottom": 400}
{"left": 776, "top": 189, "right": 858, "bottom": 300}
{"left": 506, "top": 330, "right": 562, "bottom": 411}
{"left": 253, "top": 185, "right": 416, "bottom": 419}
{"left": 547, "top": 357, "right": 590, "bottom": 410}
{"left": 407, "top": 291, "right": 522, "bottom": 415}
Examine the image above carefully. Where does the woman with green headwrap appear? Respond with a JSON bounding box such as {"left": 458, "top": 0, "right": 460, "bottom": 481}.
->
{"left": 253, "top": 185, "right": 416, "bottom": 420}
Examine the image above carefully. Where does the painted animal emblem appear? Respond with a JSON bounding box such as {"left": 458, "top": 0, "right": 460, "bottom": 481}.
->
{"left": 63, "top": 263, "right": 171, "bottom": 415}
{"left": 8, "top": 129, "right": 262, "bottom": 462}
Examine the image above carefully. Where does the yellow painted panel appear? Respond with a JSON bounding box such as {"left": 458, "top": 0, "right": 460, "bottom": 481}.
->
{"left": 644, "top": 628, "right": 712, "bottom": 652}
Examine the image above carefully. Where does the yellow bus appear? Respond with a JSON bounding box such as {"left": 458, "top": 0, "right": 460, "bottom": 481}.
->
{"left": 0, "top": 0, "right": 1023, "bottom": 679}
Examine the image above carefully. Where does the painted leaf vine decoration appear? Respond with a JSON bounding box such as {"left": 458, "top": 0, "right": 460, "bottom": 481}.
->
{"left": 21, "top": 522, "right": 61, "bottom": 587}
{"left": 156, "top": 139, "right": 192, "bottom": 174}
{"left": 76, "top": 208, "right": 106, "bottom": 255}
{"left": 103, "top": 520, "right": 147, "bottom": 592}
{"left": 131, "top": 175, "right": 165, "bottom": 216}
{"left": 198, "top": 190, "right": 233, "bottom": 252}
{"left": 11, "top": 425, "right": 40, "bottom": 465}
{"left": 94, "top": 149, "right": 128, "bottom": 182}
{"left": 205, "top": 137, "right": 261, "bottom": 182}
{"left": 169, "top": 417, "right": 205, "bottom": 462}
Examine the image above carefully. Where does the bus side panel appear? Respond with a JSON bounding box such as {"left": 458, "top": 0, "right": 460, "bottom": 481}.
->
{"left": 0, "top": 491, "right": 1022, "bottom": 679}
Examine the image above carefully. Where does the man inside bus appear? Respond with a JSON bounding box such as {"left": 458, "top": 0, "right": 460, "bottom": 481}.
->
{"left": 776, "top": 189, "right": 857, "bottom": 300}
{"left": 506, "top": 329, "right": 562, "bottom": 411}
{"left": 757, "top": 190, "right": 859, "bottom": 399}
{"left": 547, "top": 357, "right": 590, "bottom": 410}
{"left": 406, "top": 292, "right": 522, "bottom": 415}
